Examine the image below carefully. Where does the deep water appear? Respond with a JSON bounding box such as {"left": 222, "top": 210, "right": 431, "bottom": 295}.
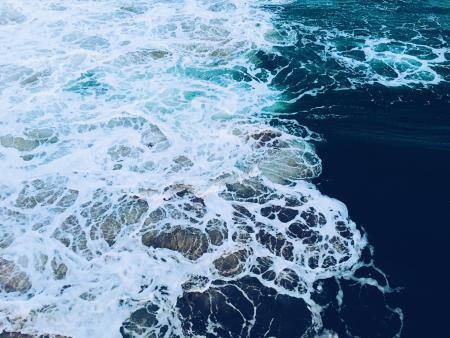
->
{"left": 315, "top": 130, "right": 450, "bottom": 338}
{"left": 270, "top": 0, "right": 450, "bottom": 337}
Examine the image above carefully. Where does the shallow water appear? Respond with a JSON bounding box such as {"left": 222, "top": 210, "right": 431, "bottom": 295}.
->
{"left": 0, "top": 0, "right": 448, "bottom": 337}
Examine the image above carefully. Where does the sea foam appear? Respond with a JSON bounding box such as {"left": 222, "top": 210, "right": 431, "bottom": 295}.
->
{"left": 0, "top": 1, "right": 398, "bottom": 337}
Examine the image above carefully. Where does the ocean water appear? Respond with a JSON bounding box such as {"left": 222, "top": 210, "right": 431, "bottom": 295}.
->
{"left": 275, "top": 1, "right": 450, "bottom": 337}
{"left": 0, "top": 1, "right": 448, "bottom": 337}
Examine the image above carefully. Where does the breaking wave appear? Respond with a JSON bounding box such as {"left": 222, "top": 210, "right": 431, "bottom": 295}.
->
{"left": 0, "top": 1, "right": 408, "bottom": 337}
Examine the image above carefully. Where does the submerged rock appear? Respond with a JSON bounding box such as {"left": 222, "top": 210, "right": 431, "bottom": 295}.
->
{"left": 220, "top": 178, "right": 276, "bottom": 204}
{"left": 105, "top": 116, "right": 147, "bottom": 130}
{"left": 0, "top": 135, "right": 39, "bottom": 151}
{"left": 248, "top": 130, "right": 282, "bottom": 147}
{"left": 213, "top": 249, "right": 249, "bottom": 277}
{"left": 0, "top": 332, "right": 70, "bottom": 338}
{"left": 205, "top": 218, "right": 228, "bottom": 246}
{"left": 0, "top": 230, "right": 14, "bottom": 249}
{"left": 0, "top": 333, "right": 30, "bottom": 338}
{"left": 142, "top": 226, "right": 208, "bottom": 260}
{"left": 107, "top": 144, "right": 143, "bottom": 162}
{"left": 15, "top": 176, "right": 78, "bottom": 212}
{"left": 20, "top": 70, "right": 51, "bottom": 86}
{"left": 98, "top": 216, "right": 121, "bottom": 247}
{"left": 287, "top": 221, "right": 322, "bottom": 245}
{"left": 181, "top": 275, "right": 209, "bottom": 292}
{"left": 250, "top": 256, "right": 274, "bottom": 276}
{"left": 82, "top": 192, "right": 149, "bottom": 247}
{"left": 120, "top": 302, "right": 169, "bottom": 338}
{"left": 239, "top": 130, "right": 322, "bottom": 184}
{"left": 117, "top": 195, "right": 149, "bottom": 225}
{"left": 53, "top": 215, "right": 92, "bottom": 259}
{"left": 170, "top": 155, "right": 193, "bottom": 172}
{"left": 232, "top": 204, "right": 255, "bottom": 224}
{"left": 275, "top": 268, "right": 305, "bottom": 293}
{"left": 257, "top": 145, "right": 321, "bottom": 184}
{"left": 51, "top": 258, "right": 68, "bottom": 280}
{"left": 256, "top": 230, "right": 294, "bottom": 261}
{"left": 115, "top": 49, "right": 171, "bottom": 67}
{"left": 260, "top": 205, "right": 298, "bottom": 223}
{"left": 0, "top": 128, "right": 58, "bottom": 152}
{"left": 0, "top": 257, "right": 31, "bottom": 293}
{"left": 24, "top": 128, "right": 58, "bottom": 144}
{"left": 141, "top": 124, "right": 169, "bottom": 151}
{"left": 177, "top": 277, "right": 312, "bottom": 337}
{"left": 143, "top": 188, "right": 207, "bottom": 228}
{"left": 300, "top": 207, "right": 327, "bottom": 227}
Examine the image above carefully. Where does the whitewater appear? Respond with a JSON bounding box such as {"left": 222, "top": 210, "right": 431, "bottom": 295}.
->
{"left": 0, "top": 1, "right": 403, "bottom": 337}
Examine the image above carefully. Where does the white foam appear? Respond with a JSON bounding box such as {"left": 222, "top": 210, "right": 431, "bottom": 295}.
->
{"left": 0, "top": 1, "right": 373, "bottom": 337}
{"left": 333, "top": 36, "right": 449, "bottom": 86}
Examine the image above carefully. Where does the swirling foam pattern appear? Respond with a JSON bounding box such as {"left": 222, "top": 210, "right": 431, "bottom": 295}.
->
{"left": 0, "top": 1, "right": 402, "bottom": 337}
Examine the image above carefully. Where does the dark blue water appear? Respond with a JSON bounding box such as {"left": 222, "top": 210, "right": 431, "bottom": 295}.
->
{"left": 315, "top": 131, "right": 450, "bottom": 338}
{"left": 267, "top": 0, "right": 450, "bottom": 336}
